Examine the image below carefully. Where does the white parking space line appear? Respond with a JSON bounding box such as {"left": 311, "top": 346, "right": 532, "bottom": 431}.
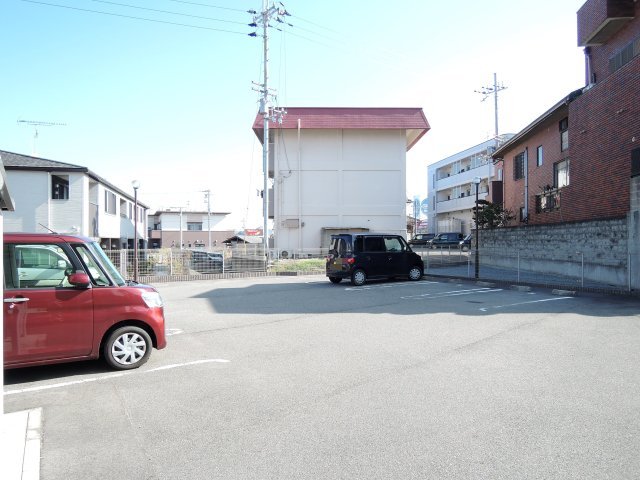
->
{"left": 345, "top": 281, "right": 439, "bottom": 292}
{"left": 479, "top": 296, "right": 574, "bottom": 311}
{"left": 401, "top": 287, "right": 503, "bottom": 300}
{"left": 3, "top": 359, "right": 230, "bottom": 396}
{"left": 165, "top": 328, "right": 184, "bottom": 336}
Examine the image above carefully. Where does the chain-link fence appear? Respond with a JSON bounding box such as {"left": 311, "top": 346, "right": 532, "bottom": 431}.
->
{"left": 416, "top": 245, "right": 639, "bottom": 294}
{"left": 106, "top": 245, "right": 638, "bottom": 295}
{"left": 105, "top": 246, "right": 268, "bottom": 281}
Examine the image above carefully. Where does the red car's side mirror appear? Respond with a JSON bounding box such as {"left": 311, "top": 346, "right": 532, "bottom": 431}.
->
{"left": 68, "top": 272, "right": 92, "bottom": 288}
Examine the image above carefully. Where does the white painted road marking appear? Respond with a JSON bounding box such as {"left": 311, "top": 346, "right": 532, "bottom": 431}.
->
{"left": 401, "top": 287, "right": 503, "bottom": 300}
{"left": 3, "top": 359, "right": 230, "bottom": 396}
{"left": 165, "top": 328, "right": 184, "bottom": 336}
{"left": 345, "top": 281, "right": 439, "bottom": 291}
{"left": 479, "top": 296, "right": 574, "bottom": 311}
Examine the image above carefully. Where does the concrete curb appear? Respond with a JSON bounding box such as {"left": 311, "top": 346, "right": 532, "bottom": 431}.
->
{"left": 1, "top": 407, "right": 41, "bottom": 480}
{"left": 552, "top": 289, "right": 577, "bottom": 296}
{"left": 511, "top": 285, "right": 532, "bottom": 292}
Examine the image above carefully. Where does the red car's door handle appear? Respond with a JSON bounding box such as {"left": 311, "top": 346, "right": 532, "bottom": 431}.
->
{"left": 4, "top": 297, "right": 30, "bottom": 303}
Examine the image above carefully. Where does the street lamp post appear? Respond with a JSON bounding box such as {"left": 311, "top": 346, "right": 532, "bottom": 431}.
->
{"left": 132, "top": 180, "right": 140, "bottom": 282}
{"left": 473, "top": 177, "right": 481, "bottom": 279}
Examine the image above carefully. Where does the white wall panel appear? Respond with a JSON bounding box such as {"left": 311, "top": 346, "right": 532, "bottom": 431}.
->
{"left": 3, "top": 171, "right": 49, "bottom": 233}
{"left": 51, "top": 173, "right": 84, "bottom": 234}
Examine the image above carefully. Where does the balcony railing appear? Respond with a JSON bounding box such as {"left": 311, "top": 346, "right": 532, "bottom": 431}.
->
{"left": 436, "top": 190, "right": 488, "bottom": 213}
{"left": 435, "top": 164, "right": 494, "bottom": 191}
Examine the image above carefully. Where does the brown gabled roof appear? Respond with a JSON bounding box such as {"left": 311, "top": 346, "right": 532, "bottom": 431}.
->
{"left": 252, "top": 107, "right": 430, "bottom": 151}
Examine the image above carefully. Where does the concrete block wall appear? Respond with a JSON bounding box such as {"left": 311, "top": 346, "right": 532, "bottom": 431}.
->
{"left": 479, "top": 217, "right": 631, "bottom": 287}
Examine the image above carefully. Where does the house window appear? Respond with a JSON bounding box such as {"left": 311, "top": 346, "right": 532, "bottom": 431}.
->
{"left": 105, "top": 190, "right": 116, "bottom": 215}
{"left": 187, "top": 222, "right": 203, "bottom": 231}
{"left": 129, "top": 203, "right": 133, "bottom": 219}
{"left": 514, "top": 152, "right": 525, "bottom": 180}
{"left": 536, "top": 145, "right": 543, "bottom": 167}
{"left": 536, "top": 191, "right": 561, "bottom": 213}
{"left": 632, "top": 147, "right": 640, "bottom": 177}
{"left": 51, "top": 175, "right": 69, "bottom": 200}
{"left": 554, "top": 159, "right": 570, "bottom": 188}
{"left": 559, "top": 117, "right": 569, "bottom": 152}
{"left": 120, "top": 199, "right": 127, "bottom": 217}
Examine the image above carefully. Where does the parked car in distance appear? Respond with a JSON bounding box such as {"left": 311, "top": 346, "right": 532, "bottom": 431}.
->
{"left": 459, "top": 234, "right": 473, "bottom": 251}
{"left": 188, "top": 250, "right": 224, "bottom": 274}
{"left": 408, "top": 233, "right": 435, "bottom": 247}
{"left": 427, "top": 232, "right": 465, "bottom": 248}
{"left": 326, "top": 233, "right": 423, "bottom": 286}
{"left": 3, "top": 233, "right": 167, "bottom": 370}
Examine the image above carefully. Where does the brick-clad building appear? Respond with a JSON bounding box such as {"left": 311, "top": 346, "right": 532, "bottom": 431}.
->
{"left": 493, "top": 0, "right": 640, "bottom": 225}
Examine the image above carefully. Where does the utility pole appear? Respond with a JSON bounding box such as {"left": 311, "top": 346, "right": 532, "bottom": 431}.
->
{"left": 474, "top": 73, "right": 507, "bottom": 148}
{"left": 204, "top": 189, "right": 212, "bottom": 249}
{"left": 250, "top": 1, "right": 288, "bottom": 258}
{"left": 17, "top": 119, "right": 66, "bottom": 156}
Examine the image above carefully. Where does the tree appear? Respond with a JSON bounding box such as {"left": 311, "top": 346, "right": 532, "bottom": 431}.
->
{"left": 473, "top": 200, "right": 514, "bottom": 229}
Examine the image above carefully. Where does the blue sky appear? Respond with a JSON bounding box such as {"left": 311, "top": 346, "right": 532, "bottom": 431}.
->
{"left": 1, "top": 0, "right": 586, "bottom": 229}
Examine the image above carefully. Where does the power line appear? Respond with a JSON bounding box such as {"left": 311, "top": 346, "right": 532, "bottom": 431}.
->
{"left": 85, "top": 0, "right": 248, "bottom": 25}
{"left": 21, "top": 0, "right": 249, "bottom": 34}
{"left": 288, "top": 13, "right": 339, "bottom": 34}
{"left": 165, "top": 0, "right": 250, "bottom": 13}
{"left": 268, "top": 25, "right": 335, "bottom": 48}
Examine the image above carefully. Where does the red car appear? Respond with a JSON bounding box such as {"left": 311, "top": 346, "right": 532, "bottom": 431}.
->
{"left": 3, "top": 233, "right": 166, "bottom": 370}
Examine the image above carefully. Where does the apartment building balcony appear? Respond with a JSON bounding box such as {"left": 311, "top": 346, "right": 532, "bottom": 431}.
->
{"left": 436, "top": 190, "right": 488, "bottom": 214}
{"left": 435, "top": 164, "right": 494, "bottom": 191}
{"left": 578, "top": 0, "right": 635, "bottom": 46}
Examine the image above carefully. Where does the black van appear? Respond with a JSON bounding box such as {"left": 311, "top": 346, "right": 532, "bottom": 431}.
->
{"left": 326, "top": 233, "right": 424, "bottom": 286}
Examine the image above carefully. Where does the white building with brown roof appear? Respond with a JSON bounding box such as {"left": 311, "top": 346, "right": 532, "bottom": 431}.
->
{"left": 252, "top": 107, "right": 430, "bottom": 254}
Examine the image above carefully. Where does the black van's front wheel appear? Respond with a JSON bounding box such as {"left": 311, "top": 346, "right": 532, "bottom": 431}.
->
{"left": 351, "top": 269, "right": 366, "bottom": 286}
{"left": 408, "top": 265, "right": 423, "bottom": 281}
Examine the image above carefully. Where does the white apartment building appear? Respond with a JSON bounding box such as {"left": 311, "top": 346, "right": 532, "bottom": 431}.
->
{"left": 252, "top": 107, "right": 431, "bottom": 254}
{"left": 0, "top": 150, "right": 148, "bottom": 249}
{"left": 427, "top": 136, "right": 513, "bottom": 235}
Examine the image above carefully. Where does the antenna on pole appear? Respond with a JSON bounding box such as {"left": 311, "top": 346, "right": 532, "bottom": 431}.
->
{"left": 250, "top": 1, "right": 289, "bottom": 260}
{"left": 474, "top": 73, "right": 507, "bottom": 148}
{"left": 17, "top": 119, "right": 66, "bottom": 156}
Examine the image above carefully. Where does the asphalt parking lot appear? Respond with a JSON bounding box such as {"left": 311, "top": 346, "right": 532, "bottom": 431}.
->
{"left": 4, "top": 275, "right": 640, "bottom": 479}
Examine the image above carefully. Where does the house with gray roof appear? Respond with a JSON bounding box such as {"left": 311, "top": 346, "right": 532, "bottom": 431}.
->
{"left": 0, "top": 150, "right": 148, "bottom": 249}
